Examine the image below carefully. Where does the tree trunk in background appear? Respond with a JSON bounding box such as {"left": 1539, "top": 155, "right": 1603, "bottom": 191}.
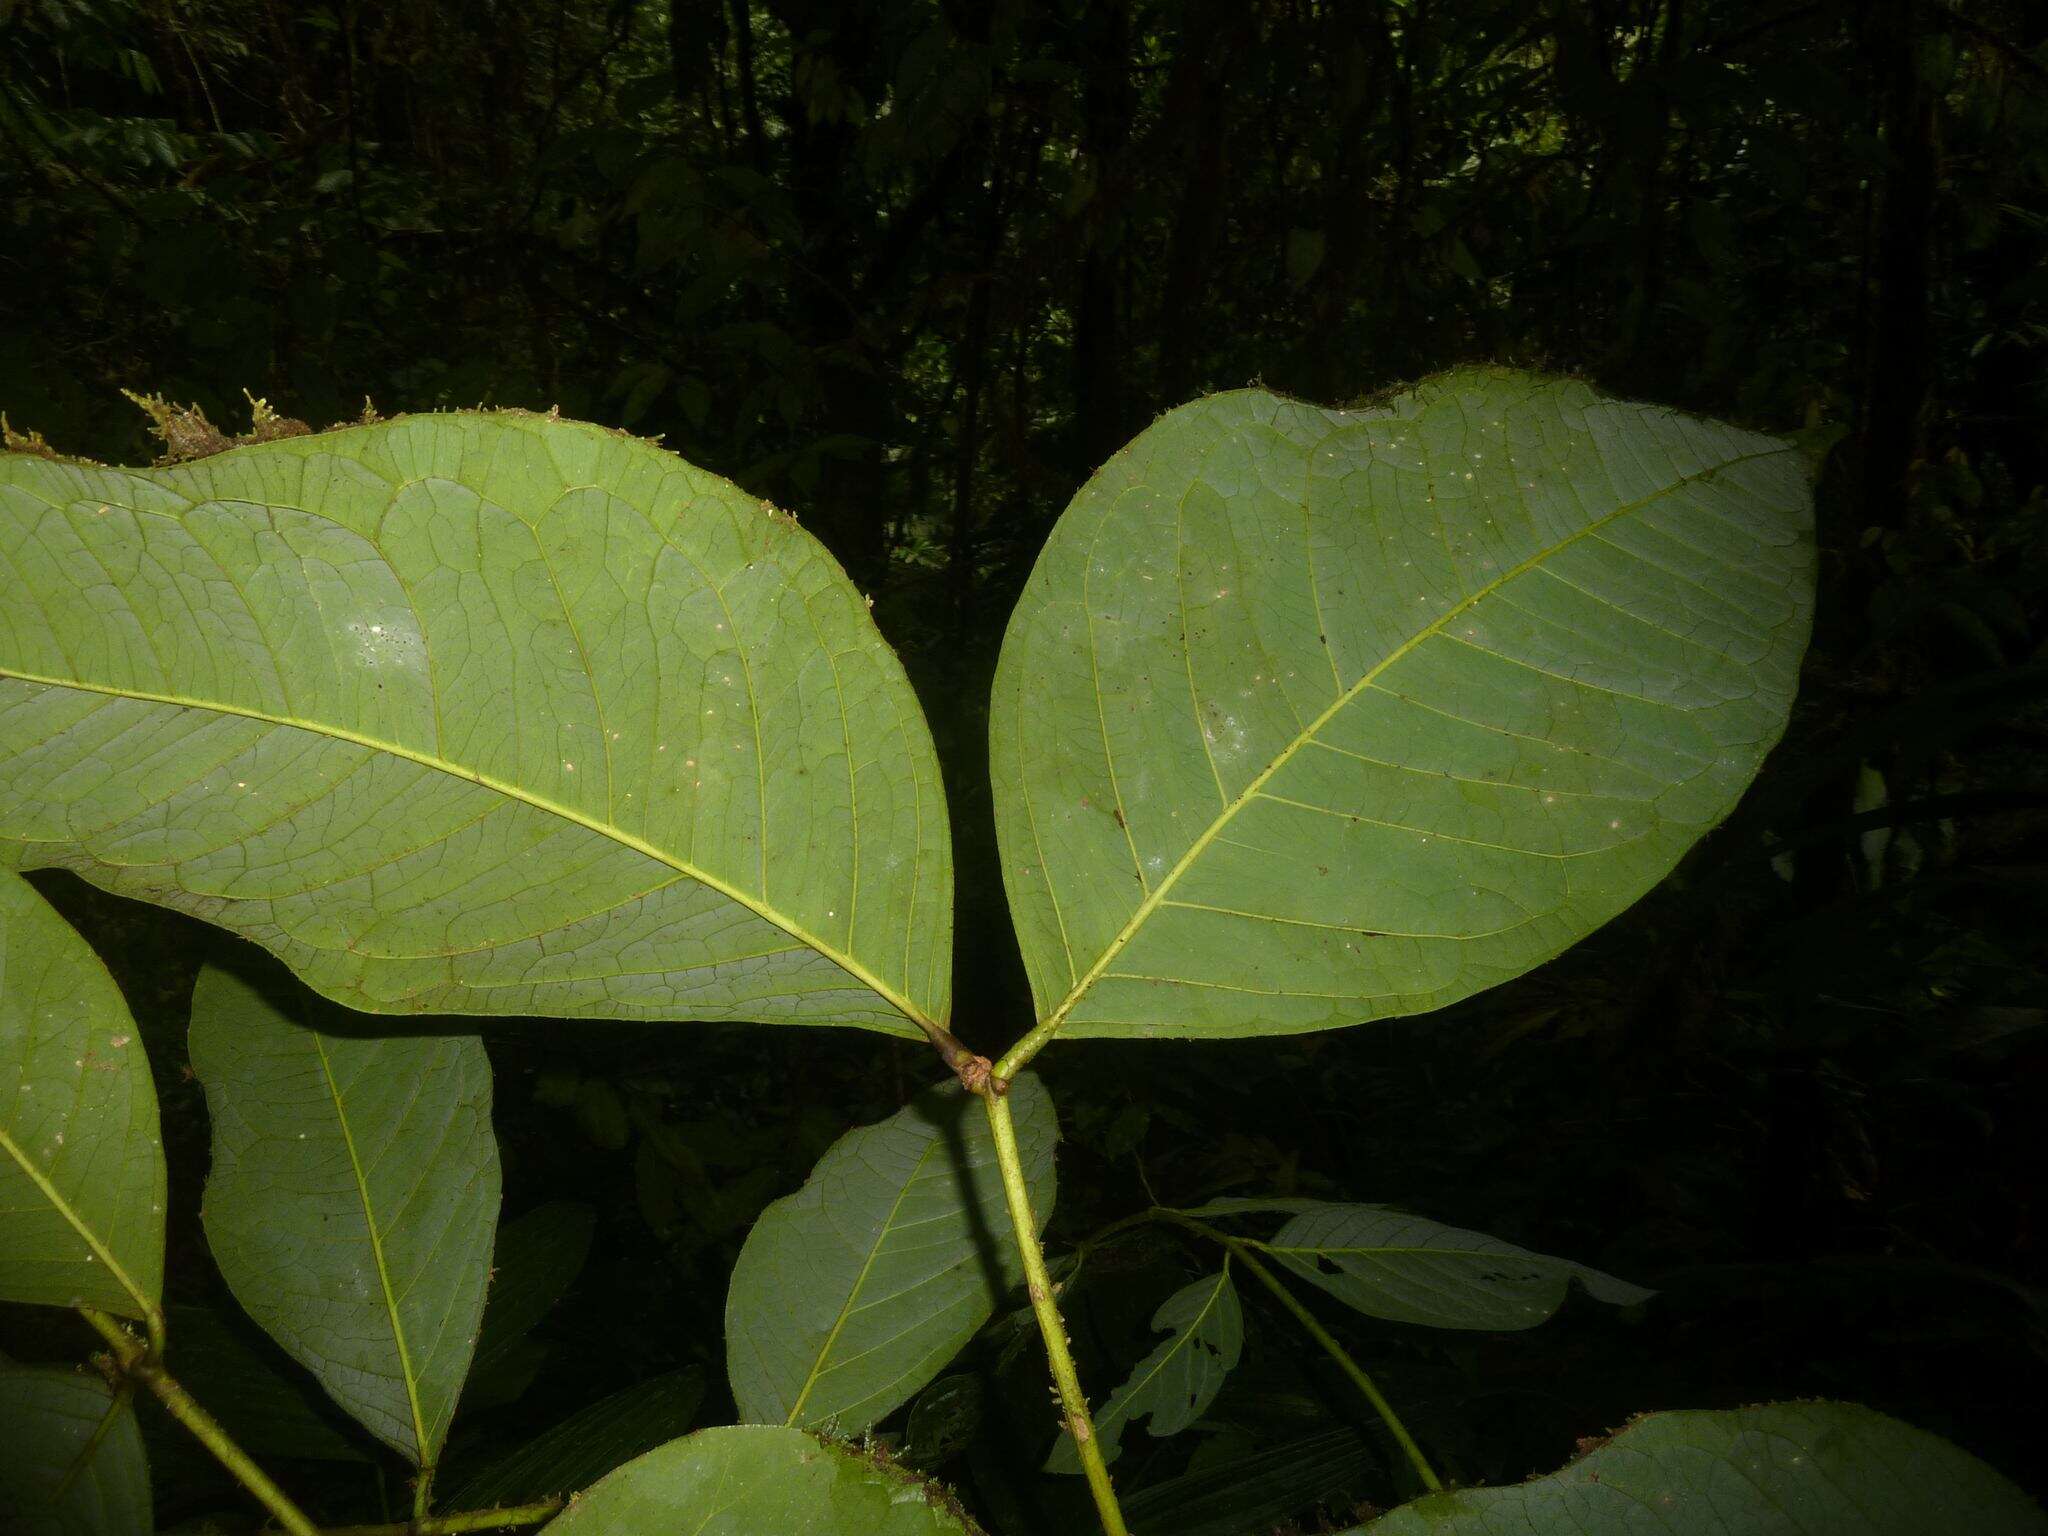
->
{"left": 1156, "top": 0, "right": 1241, "bottom": 408}
{"left": 1071, "top": 0, "right": 1132, "bottom": 474}
{"left": 1861, "top": 0, "right": 1937, "bottom": 534}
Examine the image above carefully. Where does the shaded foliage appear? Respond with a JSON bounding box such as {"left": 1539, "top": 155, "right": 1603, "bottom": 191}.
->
{"left": 2, "top": 0, "right": 2044, "bottom": 1531}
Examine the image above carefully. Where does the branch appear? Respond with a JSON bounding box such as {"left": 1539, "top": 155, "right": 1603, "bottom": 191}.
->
{"left": 80, "top": 1307, "right": 319, "bottom": 1536}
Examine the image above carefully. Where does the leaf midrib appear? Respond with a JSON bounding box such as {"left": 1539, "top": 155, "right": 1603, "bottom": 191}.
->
{"left": 0, "top": 666, "right": 934, "bottom": 1034}
{"left": 0, "top": 1123, "right": 156, "bottom": 1320}
{"left": 310, "top": 1032, "right": 430, "bottom": 1464}
{"left": 782, "top": 1130, "right": 947, "bottom": 1425}
{"left": 1003, "top": 442, "right": 1792, "bottom": 1068}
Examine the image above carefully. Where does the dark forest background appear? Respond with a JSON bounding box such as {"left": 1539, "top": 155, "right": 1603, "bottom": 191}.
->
{"left": 3, "top": 1, "right": 2046, "bottom": 1532}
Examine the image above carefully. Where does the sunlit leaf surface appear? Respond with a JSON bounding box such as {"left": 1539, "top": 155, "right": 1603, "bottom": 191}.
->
{"left": 0, "top": 412, "right": 951, "bottom": 1036}
{"left": 993, "top": 370, "right": 1814, "bottom": 1039}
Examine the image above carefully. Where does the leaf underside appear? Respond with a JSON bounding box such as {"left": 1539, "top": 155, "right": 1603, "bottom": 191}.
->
{"left": 1046, "top": 1268, "right": 1242, "bottom": 1472}
{"left": 725, "top": 1073, "right": 1057, "bottom": 1433}
{"left": 0, "top": 411, "right": 951, "bottom": 1036}
{"left": 1351, "top": 1403, "right": 2046, "bottom": 1535}
{"left": 992, "top": 369, "right": 1815, "bottom": 1040}
{"left": 1267, "top": 1202, "right": 1650, "bottom": 1331}
{"left": 0, "top": 870, "right": 165, "bottom": 1320}
{"left": 547, "top": 1425, "right": 982, "bottom": 1535}
{"left": 188, "top": 961, "right": 500, "bottom": 1467}
{"left": 0, "top": 1361, "right": 155, "bottom": 1536}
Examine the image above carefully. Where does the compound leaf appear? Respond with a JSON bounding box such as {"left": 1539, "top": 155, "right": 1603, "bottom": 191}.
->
{"left": 992, "top": 370, "right": 1814, "bottom": 1041}
{"left": 188, "top": 961, "right": 498, "bottom": 1468}
{"left": 726, "top": 1073, "right": 1056, "bottom": 1432}
{"left": 1348, "top": 1403, "right": 2044, "bottom": 1535}
{"left": 0, "top": 870, "right": 164, "bottom": 1321}
{"left": 0, "top": 412, "right": 950, "bottom": 1038}
{"left": 545, "top": 1424, "right": 982, "bottom": 1535}
{"left": 1046, "top": 1268, "right": 1241, "bottom": 1472}
{"left": 1267, "top": 1203, "right": 1649, "bottom": 1330}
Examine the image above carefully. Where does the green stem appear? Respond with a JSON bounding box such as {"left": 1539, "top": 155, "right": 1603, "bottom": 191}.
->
{"left": 1158, "top": 1212, "right": 1443, "bottom": 1492}
{"left": 319, "top": 1499, "right": 564, "bottom": 1535}
{"left": 414, "top": 1464, "right": 436, "bottom": 1522}
{"left": 80, "top": 1306, "right": 322, "bottom": 1536}
{"left": 981, "top": 1088, "right": 1129, "bottom": 1536}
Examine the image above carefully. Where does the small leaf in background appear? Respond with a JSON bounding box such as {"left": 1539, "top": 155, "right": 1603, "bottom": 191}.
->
{"left": 443, "top": 1369, "right": 705, "bottom": 1511}
{"left": 1348, "top": 1403, "right": 2046, "bottom": 1535}
{"left": 992, "top": 370, "right": 1816, "bottom": 1041}
{"left": 188, "top": 962, "right": 499, "bottom": 1469}
{"left": 904, "top": 1373, "right": 985, "bottom": 1472}
{"left": 0, "top": 1359, "right": 154, "bottom": 1536}
{"left": 460, "top": 1201, "right": 597, "bottom": 1413}
{"left": 0, "top": 871, "right": 165, "bottom": 1321}
{"left": 544, "top": 1424, "right": 982, "bottom": 1536}
{"left": 1267, "top": 1203, "right": 1649, "bottom": 1330}
{"left": 1285, "top": 228, "right": 1327, "bottom": 287}
{"left": 1047, "top": 1269, "right": 1241, "bottom": 1472}
{"left": 726, "top": 1073, "right": 1057, "bottom": 1432}
{"left": 159, "top": 1303, "right": 373, "bottom": 1463}
{"left": 1123, "top": 1426, "right": 1378, "bottom": 1536}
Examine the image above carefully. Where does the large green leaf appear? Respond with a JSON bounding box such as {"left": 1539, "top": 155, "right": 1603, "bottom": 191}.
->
{"left": 726, "top": 1073, "right": 1057, "bottom": 1431}
{"left": 1265, "top": 1203, "right": 1649, "bottom": 1330}
{"left": 991, "top": 370, "right": 1814, "bottom": 1040}
{"left": 0, "top": 1359, "right": 154, "bottom": 1536}
{"left": 1347, "top": 1403, "right": 2045, "bottom": 1535}
{"left": 546, "top": 1424, "right": 982, "bottom": 1535}
{"left": 0, "top": 411, "right": 951, "bottom": 1037}
{"left": 1047, "top": 1268, "right": 1241, "bottom": 1472}
{"left": 187, "top": 961, "right": 499, "bottom": 1468}
{"left": 0, "top": 871, "right": 164, "bottom": 1321}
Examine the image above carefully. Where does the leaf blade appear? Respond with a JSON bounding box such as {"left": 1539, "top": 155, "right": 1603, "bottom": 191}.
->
{"left": 726, "top": 1073, "right": 1057, "bottom": 1432}
{"left": 0, "top": 871, "right": 165, "bottom": 1321}
{"left": 0, "top": 1360, "right": 154, "bottom": 1536}
{"left": 0, "top": 412, "right": 951, "bottom": 1036}
{"left": 1046, "top": 1268, "right": 1242, "bottom": 1472}
{"left": 1348, "top": 1403, "right": 2046, "bottom": 1535}
{"left": 188, "top": 961, "right": 499, "bottom": 1467}
{"left": 992, "top": 370, "right": 1814, "bottom": 1041}
{"left": 544, "top": 1424, "right": 982, "bottom": 1535}
{"left": 1266, "top": 1203, "right": 1649, "bottom": 1330}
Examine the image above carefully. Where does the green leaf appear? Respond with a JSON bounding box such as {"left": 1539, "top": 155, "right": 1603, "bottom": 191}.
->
{"left": 546, "top": 1424, "right": 982, "bottom": 1535}
{"left": 0, "top": 1360, "right": 154, "bottom": 1536}
{"left": 1347, "top": 1403, "right": 2046, "bottom": 1535}
{"left": 726, "top": 1072, "right": 1057, "bottom": 1432}
{"left": 991, "top": 369, "right": 1814, "bottom": 1041}
{"left": 0, "top": 411, "right": 951, "bottom": 1037}
{"left": 443, "top": 1369, "right": 705, "bottom": 1510}
{"left": 187, "top": 962, "right": 499, "bottom": 1468}
{"left": 1047, "top": 1268, "right": 1241, "bottom": 1472}
{"left": 1266, "top": 1202, "right": 1649, "bottom": 1330}
{"left": 0, "top": 870, "right": 165, "bottom": 1321}
{"left": 461, "top": 1200, "right": 596, "bottom": 1412}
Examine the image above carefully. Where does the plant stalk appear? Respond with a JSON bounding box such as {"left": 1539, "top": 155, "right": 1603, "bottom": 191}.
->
{"left": 79, "top": 1306, "right": 321, "bottom": 1536}
{"left": 981, "top": 1088, "right": 1129, "bottom": 1536}
{"left": 1158, "top": 1212, "right": 1444, "bottom": 1492}
{"left": 319, "top": 1500, "right": 564, "bottom": 1535}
